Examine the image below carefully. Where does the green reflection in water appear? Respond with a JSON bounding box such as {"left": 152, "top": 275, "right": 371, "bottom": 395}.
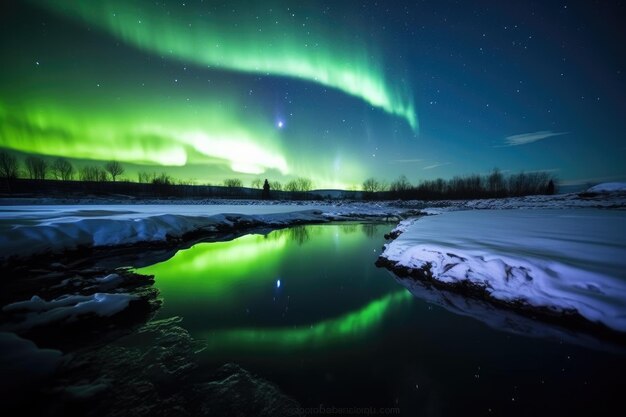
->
{"left": 136, "top": 225, "right": 366, "bottom": 303}
{"left": 136, "top": 232, "right": 288, "bottom": 299}
{"left": 203, "top": 291, "right": 412, "bottom": 351}
{"left": 136, "top": 223, "right": 409, "bottom": 352}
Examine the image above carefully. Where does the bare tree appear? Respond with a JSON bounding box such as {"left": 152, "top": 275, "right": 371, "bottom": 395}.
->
{"left": 25, "top": 156, "right": 48, "bottom": 180}
{"left": 105, "top": 161, "right": 124, "bottom": 182}
{"left": 51, "top": 158, "right": 74, "bottom": 181}
{"left": 284, "top": 180, "right": 298, "bottom": 192}
{"left": 25, "top": 157, "right": 37, "bottom": 179}
{"left": 80, "top": 165, "right": 107, "bottom": 182}
{"left": 270, "top": 180, "right": 283, "bottom": 191}
{"left": 223, "top": 178, "right": 243, "bottom": 187}
{"left": 362, "top": 177, "right": 386, "bottom": 200}
{"left": 79, "top": 166, "right": 96, "bottom": 181}
{"left": 296, "top": 177, "right": 313, "bottom": 191}
{"left": 152, "top": 173, "right": 173, "bottom": 185}
{"left": 389, "top": 175, "right": 411, "bottom": 192}
{"left": 250, "top": 178, "right": 262, "bottom": 189}
{"left": 285, "top": 177, "right": 313, "bottom": 192}
{"left": 0, "top": 150, "right": 19, "bottom": 180}
{"left": 487, "top": 168, "right": 506, "bottom": 197}
{"left": 137, "top": 171, "right": 156, "bottom": 183}
{"left": 363, "top": 177, "right": 384, "bottom": 193}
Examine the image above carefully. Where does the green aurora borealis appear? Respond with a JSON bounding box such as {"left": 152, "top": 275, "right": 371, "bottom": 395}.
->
{"left": 31, "top": 0, "right": 417, "bottom": 131}
{"left": 0, "top": 0, "right": 417, "bottom": 189}
{"left": 4, "top": 0, "right": 625, "bottom": 188}
{"left": 0, "top": 94, "right": 289, "bottom": 174}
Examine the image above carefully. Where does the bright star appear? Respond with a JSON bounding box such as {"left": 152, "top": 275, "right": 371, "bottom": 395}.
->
{"left": 277, "top": 120, "right": 284, "bottom": 128}
{"left": 276, "top": 279, "right": 281, "bottom": 288}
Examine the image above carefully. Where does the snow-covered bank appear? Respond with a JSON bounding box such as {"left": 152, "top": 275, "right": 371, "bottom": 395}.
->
{"left": 1, "top": 188, "right": 623, "bottom": 263}
{"left": 396, "top": 190, "right": 626, "bottom": 212}
{"left": 0, "top": 202, "right": 407, "bottom": 261}
{"left": 2, "top": 293, "right": 139, "bottom": 331}
{"left": 384, "top": 217, "right": 420, "bottom": 239}
{"left": 586, "top": 182, "right": 626, "bottom": 194}
{"left": 379, "top": 209, "right": 626, "bottom": 332}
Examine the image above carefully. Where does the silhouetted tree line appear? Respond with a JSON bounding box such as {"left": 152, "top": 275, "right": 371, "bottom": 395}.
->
{"left": 0, "top": 151, "right": 329, "bottom": 200}
{"left": 0, "top": 151, "right": 20, "bottom": 180}
{"left": 284, "top": 177, "right": 313, "bottom": 192}
{"left": 249, "top": 178, "right": 286, "bottom": 191}
{"left": 0, "top": 151, "right": 129, "bottom": 183}
{"left": 362, "top": 177, "right": 388, "bottom": 199}
{"left": 1, "top": 152, "right": 557, "bottom": 201}
{"left": 367, "top": 168, "right": 557, "bottom": 200}
{"left": 223, "top": 178, "right": 243, "bottom": 188}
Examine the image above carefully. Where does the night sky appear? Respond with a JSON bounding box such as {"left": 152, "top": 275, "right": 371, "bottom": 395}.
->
{"left": 1, "top": 0, "right": 624, "bottom": 189}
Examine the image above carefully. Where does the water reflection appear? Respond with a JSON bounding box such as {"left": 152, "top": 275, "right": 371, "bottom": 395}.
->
{"left": 137, "top": 233, "right": 288, "bottom": 300}
{"left": 272, "top": 225, "right": 311, "bottom": 245}
{"left": 394, "top": 275, "right": 626, "bottom": 353}
{"left": 136, "top": 221, "right": 623, "bottom": 354}
{"left": 131, "top": 222, "right": 626, "bottom": 415}
{"left": 203, "top": 291, "right": 412, "bottom": 351}
{"left": 361, "top": 223, "right": 378, "bottom": 238}
{"left": 136, "top": 223, "right": 398, "bottom": 333}
{"left": 339, "top": 224, "right": 358, "bottom": 234}
{"left": 124, "top": 219, "right": 626, "bottom": 415}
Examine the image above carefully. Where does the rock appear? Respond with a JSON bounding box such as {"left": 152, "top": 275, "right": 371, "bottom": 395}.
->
{"left": 54, "top": 317, "right": 301, "bottom": 416}
{"left": 194, "top": 363, "right": 301, "bottom": 417}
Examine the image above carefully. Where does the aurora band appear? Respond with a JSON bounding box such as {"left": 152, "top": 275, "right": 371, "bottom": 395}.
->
{"left": 30, "top": 0, "right": 418, "bottom": 131}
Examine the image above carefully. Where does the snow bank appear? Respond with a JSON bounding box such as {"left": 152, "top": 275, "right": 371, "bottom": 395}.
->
{"left": 385, "top": 217, "right": 421, "bottom": 239}
{"left": 586, "top": 182, "right": 626, "bottom": 193}
{"left": 95, "top": 273, "right": 124, "bottom": 289}
{"left": 381, "top": 209, "right": 626, "bottom": 332}
{"left": 2, "top": 292, "right": 139, "bottom": 331}
{"left": 0, "top": 203, "right": 405, "bottom": 260}
{"left": 392, "top": 191, "right": 626, "bottom": 213}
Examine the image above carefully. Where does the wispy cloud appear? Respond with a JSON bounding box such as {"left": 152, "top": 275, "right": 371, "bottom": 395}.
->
{"left": 391, "top": 158, "right": 424, "bottom": 163}
{"left": 525, "top": 168, "right": 560, "bottom": 174}
{"left": 500, "top": 130, "right": 568, "bottom": 147}
{"left": 423, "top": 162, "right": 451, "bottom": 170}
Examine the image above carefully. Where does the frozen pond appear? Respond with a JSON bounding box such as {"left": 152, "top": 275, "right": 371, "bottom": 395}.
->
{"left": 136, "top": 222, "right": 626, "bottom": 415}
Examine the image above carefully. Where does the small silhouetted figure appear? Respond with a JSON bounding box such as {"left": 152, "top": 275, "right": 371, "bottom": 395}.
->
{"left": 262, "top": 179, "right": 270, "bottom": 199}
{"left": 546, "top": 179, "right": 555, "bottom": 195}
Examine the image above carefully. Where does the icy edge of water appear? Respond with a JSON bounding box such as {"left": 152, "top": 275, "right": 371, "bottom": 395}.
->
{"left": 0, "top": 205, "right": 406, "bottom": 262}
{"left": 2, "top": 292, "right": 139, "bottom": 332}
{"left": 379, "top": 209, "right": 626, "bottom": 333}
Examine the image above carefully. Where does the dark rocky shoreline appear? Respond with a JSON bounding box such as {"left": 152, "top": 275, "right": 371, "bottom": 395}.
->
{"left": 0, "top": 227, "right": 314, "bottom": 416}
